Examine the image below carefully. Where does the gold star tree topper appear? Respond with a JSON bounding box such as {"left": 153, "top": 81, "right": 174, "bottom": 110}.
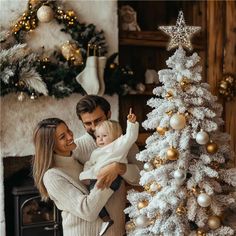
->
{"left": 159, "top": 11, "right": 201, "bottom": 51}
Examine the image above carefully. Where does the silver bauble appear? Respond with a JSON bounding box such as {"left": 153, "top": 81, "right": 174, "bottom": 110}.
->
{"left": 170, "top": 114, "right": 186, "bottom": 130}
{"left": 173, "top": 169, "right": 186, "bottom": 181}
{"left": 196, "top": 130, "right": 210, "bottom": 145}
{"left": 144, "top": 163, "right": 153, "bottom": 171}
{"left": 197, "top": 193, "right": 211, "bottom": 207}
{"left": 135, "top": 215, "right": 149, "bottom": 227}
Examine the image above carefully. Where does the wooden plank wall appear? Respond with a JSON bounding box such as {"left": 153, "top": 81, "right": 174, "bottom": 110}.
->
{"left": 207, "top": 1, "right": 236, "bottom": 165}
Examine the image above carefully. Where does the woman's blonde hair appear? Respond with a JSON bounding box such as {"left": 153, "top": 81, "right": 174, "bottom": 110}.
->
{"left": 33, "top": 118, "right": 65, "bottom": 201}
{"left": 95, "top": 120, "right": 123, "bottom": 142}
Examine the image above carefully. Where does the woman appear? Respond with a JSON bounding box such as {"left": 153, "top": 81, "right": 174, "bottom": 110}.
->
{"left": 32, "top": 118, "right": 121, "bottom": 236}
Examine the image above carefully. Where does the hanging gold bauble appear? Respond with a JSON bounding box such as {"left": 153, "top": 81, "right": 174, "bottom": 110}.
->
{"left": 137, "top": 199, "right": 149, "bottom": 209}
{"left": 109, "top": 63, "right": 117, "bottom": 69}
{"left": 206, "top": 141, "right": 218, "bottom": 154}
{"left": 165, "top": 91, "right": 173, "bottom": 100}
{"left": 152, "top": 157, "right": 165, "bottom": 168}
{"left": 180, "top": 77, "right": 190, "bottom": 91}
{"left": 166, "top": 147, "right": 179, "bottom": 160}
{"left": 219, "top": 74, "right": 236, "bottom": 101}
{"left": 125, "top": 221, "right": 135, "bottom": 232}
{"left": 149, "top": 182, "right": 162, "bottom": 192}
{"left": 156, "top": 126, "right": 168, "bottom": 136}
{"left": 196, "top": 229, "right": 206, "bottom": 236}
{"left": 166, "top": 110, "right": 174, "bottom": 116}
{"left": 208, "top": 215, "right": 221, "bottom": 230}
{"left": 176, "top": 205, "right": 186, "bottom": 215}
{"left": 187, "top": 187, "right": 198, "bottom": 197}
{"left": 144, "top": 181, "right": 158, "bottom": 194}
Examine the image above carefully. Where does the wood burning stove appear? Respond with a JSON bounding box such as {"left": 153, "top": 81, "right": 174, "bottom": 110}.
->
{"left": 12, "top": 178, "right": 62, "bottom": 236}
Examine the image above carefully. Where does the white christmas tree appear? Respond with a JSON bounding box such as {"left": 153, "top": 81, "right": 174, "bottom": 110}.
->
{"left": 125, "top": 11, "right": 236, "bottom": 236}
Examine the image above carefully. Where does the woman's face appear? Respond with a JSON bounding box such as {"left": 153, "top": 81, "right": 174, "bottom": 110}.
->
{"left": 54, "top": 123, "right": 77, "bottom": 156}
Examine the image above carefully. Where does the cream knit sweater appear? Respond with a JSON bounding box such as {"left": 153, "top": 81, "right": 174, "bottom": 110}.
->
{"left": 44, "top": 154, "right": 125, "bottom": 236}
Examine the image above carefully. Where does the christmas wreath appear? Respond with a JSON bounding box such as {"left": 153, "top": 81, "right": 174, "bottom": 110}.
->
{"left": 0, "top": 0, "right": 138, "bottom": 100}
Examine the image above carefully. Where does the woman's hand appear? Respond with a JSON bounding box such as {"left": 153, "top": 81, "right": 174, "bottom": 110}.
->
{"left": 96, "top": 162, "right": 126, "bottom": 190}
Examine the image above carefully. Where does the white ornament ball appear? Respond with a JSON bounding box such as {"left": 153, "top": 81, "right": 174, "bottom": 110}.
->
{"left": 144, "top": 163, "right": 153, "bottom": 171}
{"left": 196, "top": 130, "right": 210, "bottom": 145}
{"left": 197, "top": 193, "right": 211, "bottom": 207}
{"left": 173, "top": 169, "right": 186, "bottom": 181}
{"left": 170, "top": 114, "right": 186, "bottom": 130}
{"left": 37, "top": 5, "right": 54, "bottom": 23}
{"left": 135, "top": 215, "right": 149, "bottom": 227}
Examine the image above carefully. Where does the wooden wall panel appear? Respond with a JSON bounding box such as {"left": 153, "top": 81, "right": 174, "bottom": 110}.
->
{"left": 224, "top": 1, "right": 236, "bottom": 165}
{"left": 207, "top": 1, "right": 236, "bottom": 165}
{"left": 207, "top": 1, "right": 225, "bottom": 95}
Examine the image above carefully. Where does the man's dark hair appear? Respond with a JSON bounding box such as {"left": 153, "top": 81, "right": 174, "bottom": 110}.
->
{"left": 76, "top": 95, "right": 111, "bottom": 119}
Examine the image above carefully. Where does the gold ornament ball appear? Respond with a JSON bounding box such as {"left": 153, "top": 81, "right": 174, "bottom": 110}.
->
{"left": 152, "top": 157, "right": 164, "bottom": 168}
{"left": 125, "top": 221, "right": 135, "bottom": 232}
{"left": 206, "top": 142, "right": 218, "bottom": 154}
{"left": 197, "top": 229, "right": 206, "bottom": 236}
{"left": 208, "top": 216, "right": 221, "bottom": 230}
{"left": 165, "top": 91, "right": 173, "bottom": 100}
{"left": 137, "top": 200, "right": 149, "bottom": 209}
{"left": 156, "top": 127, "right": 168, "bottom": 136}
{"left": 180, "top": 77, "right": 190, "bottom": 91}
{"left": 166, "top": 110, "right": 174, "bottom": 116}
{"left": 110, "top": 63, "right": 117, "bottom": 69}
{"left": 61, "top": 41, "right": 83, "bottom": 65}
{"left": 37, "top": 5, "right": 54, "bottom": 23}
{"left": 166, "top": 147, "right": 179, "bottom": 160}
{"left": 176, "top": 206, "right": 186, "bottom": 215}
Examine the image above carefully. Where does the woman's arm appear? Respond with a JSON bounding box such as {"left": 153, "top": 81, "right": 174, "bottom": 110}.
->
{"left": 43, "top": 169, "right": 113, "bottom": 222}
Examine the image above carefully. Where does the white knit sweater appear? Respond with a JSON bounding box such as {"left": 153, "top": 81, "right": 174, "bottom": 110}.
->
{"left": 79, "top": 121, "right": 139, "bottom": 180}
{"left": 74, "top": 132, "right": 142, "bottom": 185}
{"left": 44, "top": 154, "right": 125, "bottom": 236}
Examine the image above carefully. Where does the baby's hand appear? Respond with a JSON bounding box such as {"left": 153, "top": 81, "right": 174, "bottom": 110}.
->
{"left": 127, "top": 108, "right": 136, "bottom": 123}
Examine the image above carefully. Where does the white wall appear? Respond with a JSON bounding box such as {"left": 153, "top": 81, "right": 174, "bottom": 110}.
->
{"left": 0, "top": 0, "right": 118, "bottom": 55}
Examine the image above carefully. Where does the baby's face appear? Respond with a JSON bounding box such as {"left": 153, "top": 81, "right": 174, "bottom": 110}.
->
{"left": 95, "top": 126, "right": 113, "bottom": 147}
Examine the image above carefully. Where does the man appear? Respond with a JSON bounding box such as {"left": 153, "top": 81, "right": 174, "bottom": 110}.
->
{"left": 74, "top": 95, "right": 142, "bottom": 235}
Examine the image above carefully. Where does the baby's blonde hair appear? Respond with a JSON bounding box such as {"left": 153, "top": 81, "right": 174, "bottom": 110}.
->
{"left": 95, "top": 120, "right": 123, "bottom": 142}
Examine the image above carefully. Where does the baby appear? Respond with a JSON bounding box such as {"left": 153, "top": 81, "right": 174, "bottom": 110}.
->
{"left": 79, "top": 108, "right": 139, "bottom": 236}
